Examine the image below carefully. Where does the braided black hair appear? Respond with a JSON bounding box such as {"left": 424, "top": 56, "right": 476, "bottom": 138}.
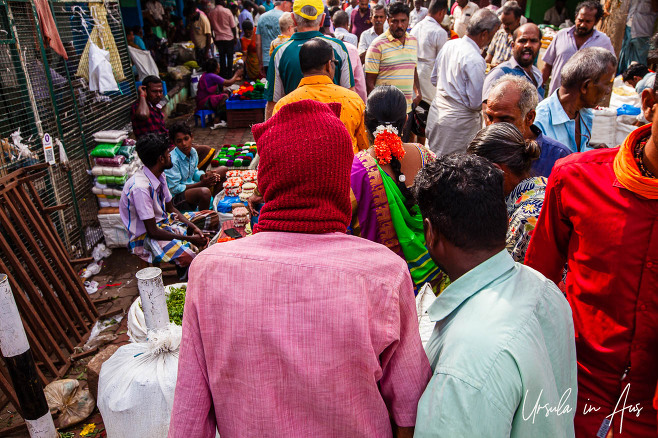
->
{"left": 365, "top": 85, "right": 416, "bottom": 214}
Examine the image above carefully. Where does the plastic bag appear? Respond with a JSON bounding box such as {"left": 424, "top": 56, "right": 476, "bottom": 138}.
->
{"left": 96, "top": 174, "right": 127, "bottom": 185}
{"left": 93, "top": 130, "right": 128, "bottom": 143}
{"left": 89, "top": 42, "right": 119, "bottom": 93}
{"left": 92, "top": 164, "right": 130, "bottom": 176}
{"left": 92, "top": 243, "right": 112, "bottom": 261}
{"left": 44, "top": 379, "right": 95, "bottom": 429}
{"left": 95, "top": 155, "right": 126, "bottom": 167}
{"left": 90, "top": 142, "right": 121, "bottom": 158}
{"left": 117, "top": 145, "right": 136, "bottom": 162}
{"left": 97, "top": 324, "right": 182, "bottom": 437}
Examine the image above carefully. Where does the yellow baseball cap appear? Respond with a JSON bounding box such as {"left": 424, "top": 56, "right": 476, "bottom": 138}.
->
{"left": 293, "top": 0, "right": 325, "bottom": 20}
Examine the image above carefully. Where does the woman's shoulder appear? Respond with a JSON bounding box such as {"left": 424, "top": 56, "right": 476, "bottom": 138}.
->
{"left": 403, "top": 143, "right": 436, "bottom": 166}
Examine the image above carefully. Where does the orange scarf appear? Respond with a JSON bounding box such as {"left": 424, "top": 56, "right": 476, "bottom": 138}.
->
{"left": 613, "top": 124, "right": 658, "bottom": 199}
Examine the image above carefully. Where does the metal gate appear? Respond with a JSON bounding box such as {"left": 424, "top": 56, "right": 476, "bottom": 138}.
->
{"left": 0, "top": 0, "right": 136, "bottom": 258}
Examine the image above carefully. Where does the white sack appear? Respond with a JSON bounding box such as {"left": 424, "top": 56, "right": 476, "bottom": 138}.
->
{"left": 97, "top": 325, "right": 182, "bottom": 438}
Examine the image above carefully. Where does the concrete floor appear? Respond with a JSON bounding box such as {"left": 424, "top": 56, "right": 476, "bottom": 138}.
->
{"left": 2, "top": 100, "right": 257, "bottom": 437}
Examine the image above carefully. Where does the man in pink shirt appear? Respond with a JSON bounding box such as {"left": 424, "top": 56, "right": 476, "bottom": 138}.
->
{"left": 207, "top": 0, "right": 237, "bottom": 78}
{"left": 168, "top": 99, "right": 431, "bottom": 438}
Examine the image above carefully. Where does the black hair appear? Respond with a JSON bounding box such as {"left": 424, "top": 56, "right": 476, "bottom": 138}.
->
{"left": 332, "top": 10, "right": 349, "bottom": 27}
{"left": 622, "top": 64, "right": 650, "bottom": 83}
{"left": 501, "top": 0, "right": 523, "bottom": 18}
{"left": 467, "top": 123, "right": 540, "bottom": 177}
{"left": 371, "top": 3, "right": 387, "bottom": 15}
{"left": 575, "top": 0, "right": 604, "bottom": 20}
{"left": 428, "top": 0, "right": 448, "bottom": 15}
{"left": 387, "top": 1, "right": 410, "bottom": 17}
{"left": 413, "top": 153, "right": 508, "bottom": 251}
{"left": 142, "top": 75, "right": 162, "bottom": 89}
{"left": 242, "top": 19, "right": 254, "bottom": 31}
{"left": 169, "top": 121, "right": 192, "bottom": 141}
{"left": 132, "top": 25, "right": 142, "bottom": 34}
{"left": 299, "top": 38, "right": 334, "bottom": 73}
{"left": 365, "top": 85, "right": 414, "bottom": 211}
{"left": 205, "top": 57, "right": 219, "bottom": 73}
{"left": 136, "top": 133, "right": 170, "bottom": 167}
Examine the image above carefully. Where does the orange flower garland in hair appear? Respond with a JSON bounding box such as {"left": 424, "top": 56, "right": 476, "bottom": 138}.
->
{"left": 374, "top": 125, "right": 405, "bottom": 165}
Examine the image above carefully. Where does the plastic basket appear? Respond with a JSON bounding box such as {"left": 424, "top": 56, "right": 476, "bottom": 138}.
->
{"left": 226, "top": 99, "right": 267, "bottom": 110}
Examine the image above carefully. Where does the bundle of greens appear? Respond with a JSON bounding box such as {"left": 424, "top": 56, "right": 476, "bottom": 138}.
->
{"left": 166, "top": 285, "right": 187, "bottom": 325}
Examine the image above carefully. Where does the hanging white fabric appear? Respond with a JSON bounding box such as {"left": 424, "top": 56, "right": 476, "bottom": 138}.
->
{"left": 88, "top": 42, "right": 118, "bottom": 92}
{"left": 127, "top": 46, "right": 159, "bottom": 81}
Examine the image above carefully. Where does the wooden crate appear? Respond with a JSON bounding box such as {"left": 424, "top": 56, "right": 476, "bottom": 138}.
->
{"left": 227, "top": 108, "right": 265, "bottom": 129}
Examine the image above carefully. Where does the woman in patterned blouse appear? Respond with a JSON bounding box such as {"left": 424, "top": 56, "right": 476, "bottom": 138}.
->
{"left": 467, "top": 123, "right": 545, "bottom": 262}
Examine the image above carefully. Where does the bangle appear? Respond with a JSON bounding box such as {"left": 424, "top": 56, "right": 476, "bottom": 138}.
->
{"left": 254, "top": 186, "right": 261, "bottom": 197}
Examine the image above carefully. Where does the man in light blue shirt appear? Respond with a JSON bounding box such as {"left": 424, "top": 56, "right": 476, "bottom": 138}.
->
{"left": 535, "top": 47, "right": 617, "bottom": 152}
{"left": 412, "top": 153, "right": 577, "bottom": 438}
{"left": 255, "top": 0, "right": 292, "bottom": 75}
{"left": 164, "top": 122, "right": 225, "bottom": 211}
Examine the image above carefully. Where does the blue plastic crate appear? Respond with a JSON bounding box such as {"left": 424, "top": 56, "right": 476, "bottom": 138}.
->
{"left": 226, "top": 99, "right": 267, "bottom": 110}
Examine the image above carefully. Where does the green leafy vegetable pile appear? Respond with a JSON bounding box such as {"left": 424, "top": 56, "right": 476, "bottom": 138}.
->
{"left": 166, "top": 285, "right": 187, "bottom": 325}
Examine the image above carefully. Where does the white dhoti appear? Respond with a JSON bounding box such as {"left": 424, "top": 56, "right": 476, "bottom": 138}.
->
{"left": 425, "top": 92, "right": 482, "bottom": 157}
{"left": 417, "top": 59, "right": 436, "bottom": 105}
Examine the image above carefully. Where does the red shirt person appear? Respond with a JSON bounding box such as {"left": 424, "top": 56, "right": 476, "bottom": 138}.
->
{"left": 524, "top": 69, "right": 658, "bottom": 435}
{"left": 131, "top": 75, "right": 167, "bottom": 139}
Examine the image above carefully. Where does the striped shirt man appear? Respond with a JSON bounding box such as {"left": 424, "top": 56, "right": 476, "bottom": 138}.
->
{"left": 265, "top": 30, "right": 354, "bottom": 103}
{"left": 364, "top": 29, "right": 418, "bottom": 112}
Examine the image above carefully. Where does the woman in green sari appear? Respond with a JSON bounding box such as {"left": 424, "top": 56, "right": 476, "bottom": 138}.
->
{"left": 349, "top": 86, "right": 446, "bottom": 294}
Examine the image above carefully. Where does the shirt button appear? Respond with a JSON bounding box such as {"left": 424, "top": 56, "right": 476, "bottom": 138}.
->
{"left": 647, "top": 262, "right": 654, "bottom": 268}
{"left": 639, "top": 304, "right": 647, "bottom": 311}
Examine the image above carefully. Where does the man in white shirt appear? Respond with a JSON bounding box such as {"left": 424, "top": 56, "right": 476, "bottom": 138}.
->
{"left": 333, "top": 10, "right": 359, "bottom": 46}
{"left": 452, "top": 0, "right": 479, "bottom": 38}
{"left": 357, "top": 4, "right": 387, "bottom": 63}
{"left": 426, "top": 8, "right": 500, "bottom": 156}
{"left": 543, "top": 0, "right": 568, "bottom": 27}
{"left": 143, "top": 0, "right": 166, "bottom": 27}
{"left": 344, "top": 0, "right": 358, "bottom": 23}
{"left": 409, "top": 0, "right": 428, "bottom": 28}
{"left": 411, "top": 0, "right": 448, "bottom": 106}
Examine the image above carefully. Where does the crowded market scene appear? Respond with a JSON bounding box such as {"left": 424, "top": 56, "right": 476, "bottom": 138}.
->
{"left": 0, "top": 0, "right": 656, "bottom": 435}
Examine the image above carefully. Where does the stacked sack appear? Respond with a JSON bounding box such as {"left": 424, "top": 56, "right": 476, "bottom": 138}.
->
{"left": 91, "top": 132, "right": 139, "bottom": 209}
{"left": 213, "top": 142, "right": 257, "bottom": 168}
{"left": 91, "top": 131, "right": 139, "bottom": 248}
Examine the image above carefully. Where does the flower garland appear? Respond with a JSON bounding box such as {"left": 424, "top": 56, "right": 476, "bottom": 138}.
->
{"left": 373, "top": 124, "right": 405, "bottom": 165}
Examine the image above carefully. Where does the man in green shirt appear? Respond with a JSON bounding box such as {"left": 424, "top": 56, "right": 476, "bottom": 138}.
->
{"left": 264, "top": 0, "right": 354, "bottom": 119}
{"left": 412, "top": 153, "right": 577, "bottom": 437}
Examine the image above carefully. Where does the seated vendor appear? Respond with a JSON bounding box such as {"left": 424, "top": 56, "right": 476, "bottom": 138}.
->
{"left": 622, "top": 63, "right": 656, "bottom": 95}
{"left": 197, "top": 58, "right": 243, "bottom": 128}
{"left": 165, "top": 122, "right": 227, "bottom": 211}
{"left": 119, "top": 133, "right": 220, "bottom": 271}
{"left": 131, "top": 75, "right": 168, "bottom": 139}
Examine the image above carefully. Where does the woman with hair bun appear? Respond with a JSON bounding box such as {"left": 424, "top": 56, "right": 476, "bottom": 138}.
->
{"left": 196, "top": 57, "right": 243, "bottom": 127}
{"left": 350, "top": 85, "right": 446, "bottom": 294}
{"left": 467, "top": 122, "right": 544, "bottom": 262}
